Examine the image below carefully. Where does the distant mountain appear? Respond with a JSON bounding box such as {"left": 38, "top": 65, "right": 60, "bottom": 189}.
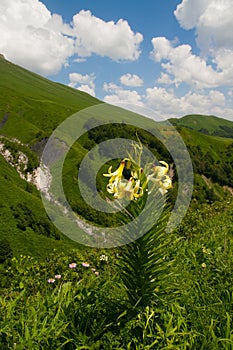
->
{"left": 169, "top": 114, "right": 233, "bottom": 138}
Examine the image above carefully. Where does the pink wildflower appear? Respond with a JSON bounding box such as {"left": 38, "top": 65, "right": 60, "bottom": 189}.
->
{"left": 69, "top": 263, "right": 77, "bottom": 268}
{"left": 55, "top": 275, "right": 62, "bottom": 279}
{"left": 82, "top": 262, "right": 90, "bottom": 267}
{"left": 48, "top": 278, "right": 55, "bottom": 283}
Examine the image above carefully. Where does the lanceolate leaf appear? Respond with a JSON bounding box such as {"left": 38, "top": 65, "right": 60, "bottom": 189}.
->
{"left": 118, "top": 190, "right": 177, "bottom": 309}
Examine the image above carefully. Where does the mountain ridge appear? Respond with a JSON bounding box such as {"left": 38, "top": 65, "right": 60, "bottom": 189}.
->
{"left": 169, "top": 114, "right": 233, "bottom": 138}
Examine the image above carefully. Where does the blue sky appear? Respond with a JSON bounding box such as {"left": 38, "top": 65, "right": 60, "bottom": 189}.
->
{"left": 0, "top": 0, "right": 233, "bottom": 119}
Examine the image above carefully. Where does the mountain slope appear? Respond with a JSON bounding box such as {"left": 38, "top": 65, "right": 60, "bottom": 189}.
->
{"left": 169, "top": 114, "right": 233, "bottom": 138}
{"left": 0, "top": 154, "right": 84, "bottom": 259}
{"left": 0, "top": 57, "right": 102, "bottom": 258}
{"left": 0, "top": 57, "right": 233, "bottom": 258}
{"left": 177, "top": 127, "right": 233, "bottom": 201}
{"left": 0, "top": 55, "right": 101, "bottom": 144}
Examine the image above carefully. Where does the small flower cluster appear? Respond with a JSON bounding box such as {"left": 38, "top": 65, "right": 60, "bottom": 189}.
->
{"left": 99, "top": 254, "right": 108, "bottom": 262}
{"left": 47, "top": 275, "right": 62, "bottom": 284}
{"left": 202, "top": 245, "right": 212, "bottom": 255}
{"left": 47, "top": 261, "right": 100, "bottom": 283}
{"left": 72, "top": 261, "right": 99, "bottom": 274}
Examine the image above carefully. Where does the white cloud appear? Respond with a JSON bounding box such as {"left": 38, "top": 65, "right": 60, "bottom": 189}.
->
{"left": 150, "top": 36, "right": 233, "bottom": 89}
{"left": 103, "top": 82, "right": 233, "bottom": 120}
{"left": 72, "top": 10, "right": 143, "bottom": 61}
{"left": 103, "top": 82, "right": 120, "bottom": 92}
{"left": 77, "top": 84, "right": 96, "bottom": 97}
{"left": 0, "top": 0, "right": 74, "bottom": 75}
{"left": 69, "top": 72, "right": 96, "bottom": 96}
{"left": 174, "top": 0, "right": 233, "bottom": 52}
{"left": 69, "top": 72, "right": 95, "bottom": 88}
{"left": 73, "top": 58, "right": 86, "bottom": 63}
{"left": 174, "top": 0, "right": 209, "bottom": 30}
{"left": 170, "top": 0, "right": 233, "bottom": 88}
{"left": 145, "top": 86, "right": 232, "bottom": 118}
{"left": 157, "top": 72, "right": 174, "bottom": 85}
{"left": 0, "top": 1, "right": 143, "bottom": 76}
{"left": 150, "top": 1, "right": 233, "bottom": 90}
{"left": 103, "top": 83, "right": 144, "bottom": 107}
{"left": 120, "top": 73, "right": 143, "bottom": 87}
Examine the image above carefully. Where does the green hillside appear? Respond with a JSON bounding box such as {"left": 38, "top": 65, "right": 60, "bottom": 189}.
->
{"left": 169, "top": 114, "right": 233, "bottom": 138}
{"left": 0, "top": 56, "right": 102, "bottom": 259}
{"left": 0, "top": 56, "right": 233, "bottom": 259}
{"left": 175, "top": 127, "right": 233, "bottom": 202}
{"left": 0, "top": 55, "right": 101, "bottom": 144}
{"left": 0, "top": 154, "right": 85, "bottom": 259}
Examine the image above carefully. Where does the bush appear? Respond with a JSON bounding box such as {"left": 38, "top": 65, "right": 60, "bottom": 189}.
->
{"left": 0, "top": 239, "right": 13, "bottom": 263}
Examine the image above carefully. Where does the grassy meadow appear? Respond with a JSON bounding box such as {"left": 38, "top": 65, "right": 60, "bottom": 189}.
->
{"left": 0, "top": 199, "right": 232, "bottom": 349}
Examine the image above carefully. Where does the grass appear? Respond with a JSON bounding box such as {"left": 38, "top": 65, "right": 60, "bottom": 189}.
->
{"left": 0, "top": 198, "right": 232, "bottom": 349}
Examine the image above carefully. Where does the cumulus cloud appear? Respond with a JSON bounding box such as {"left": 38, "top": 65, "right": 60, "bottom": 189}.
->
{"left": 0, "top": 0, "right": 74, "bottom": 75}
{"left": 103, "top": 83, "right": 144, "bottom": 107}
{"left": 69, "top": 72, "right": 95, "bottom": 87}
{"left": 72, "top": 10, "right": 143, "bottom": 61}
{"left": 103, "top": 81, "right": 233, "bottom": 120}
{"left": 151, "top": 37, "right": 228, "bottom": 89}
{"left": 103, "top": 82, "right": 120, "bottom": 92}
{"left": 69, "top": 72, "right": 96, "bottom": 96}
{"left": 145, "top": 86, "right": 231, "bottom": 118}
{"left": 174, "top": 0, "right": 233, "bottom": 52}
{"left": 157, "top": 72, "right": 175, "bottom": 85}
{"left": 120, "top": 73, "right": 143, "bottom": 87}
{"left": 166, "top": 0, "right": 233, "bottom": 88}
{"left": 0, "top": 1, "right": 143, "bottom": 76}
{"left": 77, "top": 84, "right": 96, "bottom": 97}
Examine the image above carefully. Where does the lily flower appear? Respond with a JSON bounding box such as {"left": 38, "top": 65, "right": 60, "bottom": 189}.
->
{"left": 116, "top": 179, "right": 134, "bottom": 199}
{"left": 104, "top": 159, "right": 126, "bottom": 182}
{"left": 103, "top": 152, "right": 172, "bottom": 200}
{"left": 115, "top": 178, "right": 143, "bottom": 200}
{"left": 147, "top": 161, "right": 172, "bottom": 195}
{"left": 158, "top": 175, "right": 172, "bottom": 195}
{"left": 104, "top": 159, "right": 127, "bottom": 196}
{"left": 148, "top": 161, "right": 169, "bottom": 180}
{"left": 133, "top": 179, "right": 144, "bottom": 199}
